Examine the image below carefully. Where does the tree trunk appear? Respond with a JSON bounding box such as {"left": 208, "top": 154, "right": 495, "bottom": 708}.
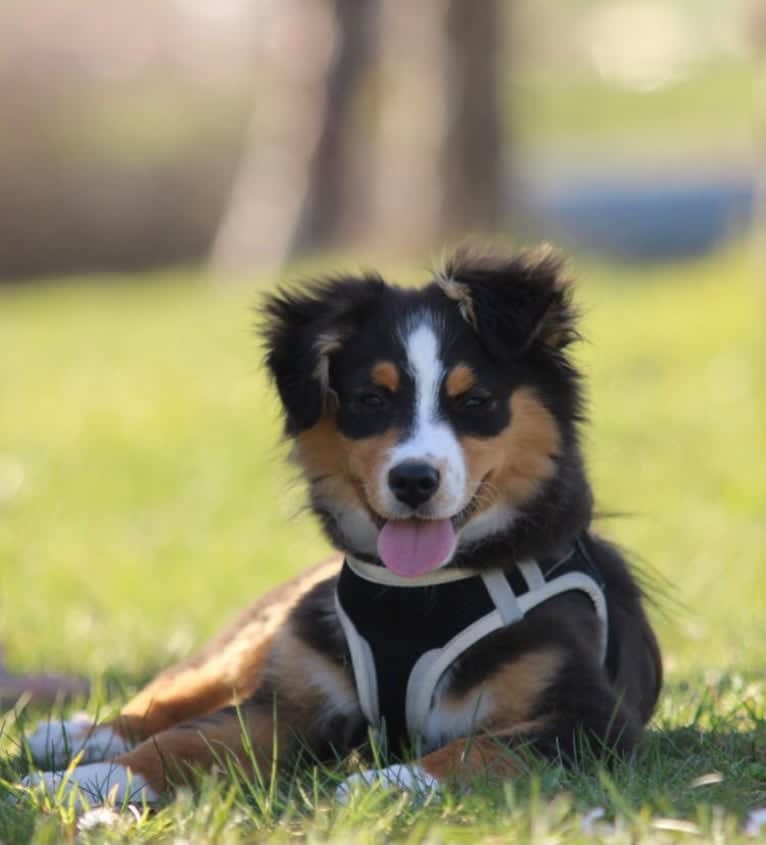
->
{"left": 210, "top": 0, "right": 509, "bottom": 272}
{"left": 363, "top": 0, "right": 451, "bottom": 255}
{"left": 289, "top": 0, "right": 375, "bottom": 256}
{"left": 209, "top": 0, "right": 338, "bottom": 274}
{"left": 442, "top": 0, "right": 504, "bottom": 235}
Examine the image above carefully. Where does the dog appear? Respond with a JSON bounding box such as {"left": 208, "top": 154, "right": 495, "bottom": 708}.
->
{"left": 22, "top": 246, "right": 662, "bottom": 806}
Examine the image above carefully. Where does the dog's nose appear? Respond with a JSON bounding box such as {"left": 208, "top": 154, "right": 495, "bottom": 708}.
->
{"left": 388, "top": 462, "right": 440, "bottom": 508}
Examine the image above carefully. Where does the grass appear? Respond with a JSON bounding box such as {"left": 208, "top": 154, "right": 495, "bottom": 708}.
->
{"left": 514, "top": 58, "right": 755, "bottom": 160}
{"left": 0, "top": 245, "right": 764, "bottom": 842}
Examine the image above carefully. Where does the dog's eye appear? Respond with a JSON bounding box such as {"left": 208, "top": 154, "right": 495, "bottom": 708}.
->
{"left": 457, "top": 389, "right": 492, "bottom": 410}
{"left": 350, "top": 389, "right": 389, "bottom": 411}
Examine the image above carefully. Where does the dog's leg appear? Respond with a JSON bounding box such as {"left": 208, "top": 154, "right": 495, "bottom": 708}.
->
{"left": 337, "top": 644, "right": 643, "bottom": 800}
{"left": 23, "top": 704, "right": 282, "bottom": 808}
{"left": 335, "top": 728, "right": 534, "bottom": 801}
{"left": 337, "top": 704, "right": 639, "bottom": 801}
{"left": 22, "top": 608, "right": 362, "bottom": 807}
{"left": 25, "top": 558, "right": 342, "bottom": 769}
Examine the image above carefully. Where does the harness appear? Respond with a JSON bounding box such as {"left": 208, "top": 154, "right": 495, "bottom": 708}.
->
{"left": 335, "top": 537, "right": 608, "bottom": 747}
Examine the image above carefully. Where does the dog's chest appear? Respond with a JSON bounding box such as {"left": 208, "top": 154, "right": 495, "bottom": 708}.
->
{"left": 333, "top": 543, "right": 608, "bottom": 751}
{"left": 335, "top": 563, "right": 499, "bottom": 749}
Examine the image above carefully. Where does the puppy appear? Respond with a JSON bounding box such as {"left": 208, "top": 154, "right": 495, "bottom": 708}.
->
{"left": 23, "top": 246, "right": 661, "bottom": 806}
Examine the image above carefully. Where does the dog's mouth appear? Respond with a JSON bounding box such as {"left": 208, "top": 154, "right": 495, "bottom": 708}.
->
{"left": 356, "top": 476, "right": 490, "bottom": 578}
{"left": 376, "top": 518, "right": 456, "bottom": 577}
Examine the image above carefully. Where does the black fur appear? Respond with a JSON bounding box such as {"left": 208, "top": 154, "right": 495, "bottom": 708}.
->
{"left": 442, "top": 246, "right": 581, "bottom": 357}
{"left": 262, "top": 274, "right": 386, "bottom": 433}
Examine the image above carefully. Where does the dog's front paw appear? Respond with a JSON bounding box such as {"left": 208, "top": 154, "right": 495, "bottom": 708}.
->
{"left": 21, "top": 762, "right": 158, "bottom": 810}
{"left": 335, "top": 764, "right": 440, "bottom": 803}
{"left": 24, "top": 716, "right": 132, "bottom": 769}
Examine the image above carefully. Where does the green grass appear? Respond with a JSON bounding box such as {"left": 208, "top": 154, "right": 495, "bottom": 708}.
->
{"left": 1, "top": 246, "right": 765, "bottom": 842}
{"left": 513, "top": 59, "right": 755, "bottom": 161}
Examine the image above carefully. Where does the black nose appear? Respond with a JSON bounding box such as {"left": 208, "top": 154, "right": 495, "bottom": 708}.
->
{"left": 388, "top": 462, "right": 440, "bottom": 508}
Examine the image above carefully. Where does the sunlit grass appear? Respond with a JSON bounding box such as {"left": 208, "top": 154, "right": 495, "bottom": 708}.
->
{"left": 1, "top": 245, "right": 764, "bottom": 842}
{"left": 515, "top": 59, "right": 755, "bottom": 158}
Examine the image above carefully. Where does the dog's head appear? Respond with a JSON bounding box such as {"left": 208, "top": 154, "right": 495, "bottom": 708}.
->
{"left": 262, "top": 246, "right": 589, "bottom": 575}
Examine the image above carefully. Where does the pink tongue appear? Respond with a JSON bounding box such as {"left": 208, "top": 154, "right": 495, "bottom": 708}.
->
{"left": 377, "top": 519, "right": 457, "bottom": 577}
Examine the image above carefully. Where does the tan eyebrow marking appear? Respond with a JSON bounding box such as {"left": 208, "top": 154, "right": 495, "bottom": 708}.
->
{"left": 445, "top": 364, "right": 476, "bottom": 398}
{"left": 371, "top": 361, "right": 400, "bottom": 392}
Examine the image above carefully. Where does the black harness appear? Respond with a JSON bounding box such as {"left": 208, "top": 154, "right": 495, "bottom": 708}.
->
{"left": 335, "top": 536, "right": 608, "bottom": 748}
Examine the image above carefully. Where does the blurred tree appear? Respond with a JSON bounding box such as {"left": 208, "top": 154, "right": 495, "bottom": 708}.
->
{"left": 209, "top": 0, "right": 340, "bottom": 272}
{"left": 210, "top": 0, "right": 507, "bottom": 273}
{"left": 443, "top": 0, "right": 503, "bottom": 235}
{"left": 364, "top": 0, "right": 450, "bottom": 254}
{"left": 289, "top": 0, "right": 376, "bottom": 256}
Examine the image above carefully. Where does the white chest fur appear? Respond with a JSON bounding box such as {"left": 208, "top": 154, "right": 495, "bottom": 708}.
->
{"left": 418, "top": 670, "right": 494, "bottom": 751}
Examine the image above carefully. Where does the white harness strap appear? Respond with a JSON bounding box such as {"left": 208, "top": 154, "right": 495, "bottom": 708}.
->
{"left": 480, "top": 570, "right": 525, "bottom": 625}
{"left": 516, "top": 569, "right": 608, "bottom": 663}
{"left": 334, "top": 592, "right": 380, "bottom": 726}
{"left": 405, "top": 607, "right": 504, "bottom": 737}
{"left": 346, "top": 556, "right": 480, "bottom": 586}
{"left": 518, "top": 560, "right": 545, "bottom": 590}
{"left": 338, "top": 557, "right": 608, "bottom": 738}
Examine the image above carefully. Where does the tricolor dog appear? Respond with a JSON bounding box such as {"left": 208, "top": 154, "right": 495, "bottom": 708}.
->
{"left": 23, "top": 247, "right": 662, "bottom": 806}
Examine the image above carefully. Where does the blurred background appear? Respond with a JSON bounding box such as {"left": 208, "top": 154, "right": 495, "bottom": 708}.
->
{"left": 0, "top": 0, "right": 759, "bottom": 279}
{"left": 0, "top": 1, "right": 764, "bottom": 696}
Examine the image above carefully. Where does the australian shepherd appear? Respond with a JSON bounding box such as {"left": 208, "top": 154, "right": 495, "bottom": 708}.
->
{"left": 23, "top": 246, "right": 662, "bottom": 805}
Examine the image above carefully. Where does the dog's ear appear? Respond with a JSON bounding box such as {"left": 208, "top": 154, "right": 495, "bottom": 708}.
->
{"left": 261, "top": 274, "right": 386, "bottom": 433}
{"left": 435, "top": 245, "right": 579, "bottom": 361}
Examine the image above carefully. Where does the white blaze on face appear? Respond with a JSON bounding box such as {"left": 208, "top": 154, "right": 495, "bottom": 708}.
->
{"left": 381, "top": 319, "right": 466, "bottom": 516}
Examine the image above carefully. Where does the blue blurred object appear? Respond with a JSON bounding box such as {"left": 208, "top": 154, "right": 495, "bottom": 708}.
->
{"left": 529, "top": 171, "right": 756, "bottom": 260}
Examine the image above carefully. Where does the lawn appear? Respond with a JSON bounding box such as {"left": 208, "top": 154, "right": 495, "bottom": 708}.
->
{"left": 0, "top": 246, "right": 764, "bottom": 842}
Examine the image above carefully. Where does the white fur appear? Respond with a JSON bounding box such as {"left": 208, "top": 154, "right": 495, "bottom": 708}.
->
{"left": 420, "top": 672, "right": 493, "bottom": 751}
{"left": 335, "top": 763, "right": 439, "bottom": 803}
{"left": 458, "top": 502, "right": 517, "bottom": 546}
{"left": 25, "top": 717, "right": 132, "bottom": 770}
{"left": 21, "top": 762, "right": 158, "bottom": 810}
{"left": 332, "top": 502, "right": 379, "bottom": 557}
{"left": 381, "top": 320, "right": 466, "bottom": 523}
{"left": 303, "top": 651, "right": 363, "bottom": 724}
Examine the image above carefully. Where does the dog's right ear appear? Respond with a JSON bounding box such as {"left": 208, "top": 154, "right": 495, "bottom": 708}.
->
{"left": 261, "top": 275, "right": 386, "bottom": 434}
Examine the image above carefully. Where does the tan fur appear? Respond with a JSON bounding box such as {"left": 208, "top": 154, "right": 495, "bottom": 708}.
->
{"left": 440, "top": 648, "right": 563, "bottom": 730}
{"left": 433, "top": 275, "right": 477, "bottom": 329}
{"left": 371, "top": 361, "right": 400, "bottom": 392}
{"left": 461, "top": 387, "right": 561, "bottom": 511}
{"left": 413, "top": 649, "right": 561, "bottom": 786}
{"left": 418, "top": 723, "right": 545, "bottom": 785}
{"left": 268, "top": 623, "right": 359, "bottom": 732}
{"left": 445, "top": 364, "right": 475, "bottom": 398}
{"left": 113, "top": 557, "right": 342, "bottom": 742}
{"left": 114, "top": 708, "right": 281, "bottom": 793}
{"left": 483, "top": 649, "right": 563, "bottom": 727}
{"left": 344, "top": 429, "right": 400, "bottom": 516}
{"left": 314, "top": 332, "right": 343, "bottom": 398}
{"left": 294, "top": 419, "right": 361, "bottom": 512}
{"left": 113, "top": 616, "right": 356, "bottom": 794}
{"left": 295, "top": 415, "right": 399, "bottom": 520}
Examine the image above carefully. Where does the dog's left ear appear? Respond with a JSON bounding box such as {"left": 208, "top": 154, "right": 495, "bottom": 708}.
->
{"left": 436, "top": 246, "right": 579, "bottom": 360}
{"left": 261, "top": 275, "right": 385, "bottom": 434}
